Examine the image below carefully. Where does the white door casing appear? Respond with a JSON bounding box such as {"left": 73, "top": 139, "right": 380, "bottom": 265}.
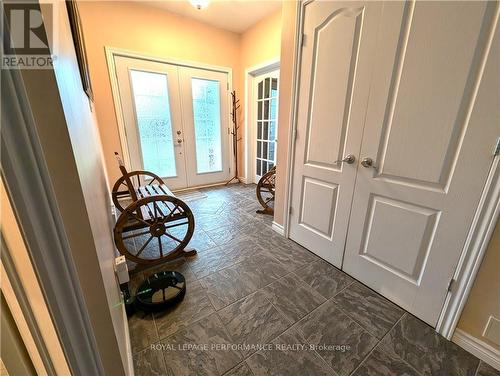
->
{"left": 342, "top": 1, "right": 500, "bottom": 326}
{"left": 289, "top": 1, "right": 384, "bottom": 267}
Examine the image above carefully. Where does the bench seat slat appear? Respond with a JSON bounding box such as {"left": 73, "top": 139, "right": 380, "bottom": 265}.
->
{"left": 134, "top": 184, "right": 176, "bottom": 221}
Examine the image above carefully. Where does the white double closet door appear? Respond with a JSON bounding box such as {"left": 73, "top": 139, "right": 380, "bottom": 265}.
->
{"left": 115, "top": 56, "right": 231, "bottom": 190}
{"left": 290, "top": 0, "right": 499, "bottom": 326}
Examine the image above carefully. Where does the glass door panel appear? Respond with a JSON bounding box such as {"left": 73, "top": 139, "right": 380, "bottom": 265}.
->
{"left": 114, "top": 56, "right": 187, "bottom": 189}
{"left": 255, "top": 73, "right": 279, "bottom": 180}
{"left": 191, "top": 78, "right": 223, "bottom": 174}
{"left": 129, "top": 70, "right": 176, "bottom": 178}
{"left": 180, "top": 66, "right": 231, "bottom": 187}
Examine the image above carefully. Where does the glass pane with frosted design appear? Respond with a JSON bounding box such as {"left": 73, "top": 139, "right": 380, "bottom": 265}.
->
{"left": 271, "top": 78, "right": 278, "bottom": 97}
{"left": 270, "top": 98, "right": 277, "bottom": 120}
{"left": 130, "top": 70, "right": 176, "bottom": 178}
{"left": 191, "top": 78, "right": 222, "bottom": 174}
{"left": 269, "top": 121, "right": 276, "bottom": 140}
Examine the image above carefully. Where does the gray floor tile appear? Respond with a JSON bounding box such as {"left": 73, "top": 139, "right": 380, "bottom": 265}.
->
{"left": 133, "top": 346, "right": 166, "bottom": 376}
{"left": 155, "top": 280, "right": 215, "bottom": 339}
{"left": 477, "top": 362, "right": 500, "bottom": 376}
{"left": 353, "top": 347, "right": 421, "bottom": 376}
{"left": 128, "top": 184, "right": 482, "bottom": 376}
{"left": 234, "top": 251, "right": 290, "bottom": 289}
{"left": 129, "top": 311, "right": 158, "bottom": 354}
{"left": 380, "top": 314, "right": 480, "bottom": 376}
{"left": 200, "top": 263, "right": 260, "bottom": 310}
{"left": 162, "top": 313, "right": 243, "bottom": 376}
{"left": 187, "top": 246, "right": 232, "bottom": 279}
{"left": 208, "top": 225, "right": 242, "bottom": 246}
{"left": 188, "top": 227, "right": 218, "bottom": 252}
{"left": 263, "top": 238, "right": 318, "bottom": 273}
{"left": 294, "top": 299, "right": 378, "bottom": 376}
{"left": 218, "top": 291, "right": 291, "bottom": 357}
{"left": 223, "top": 362, "right": 254, "bottom": 376}
{"left": 332, "top": 281, "right": 405, "bottom": 339}
{"left": 262, "top": 274, "right": 326, "bottom": 324}
{"left": 296, "top": 259, "right": 354, "bottom": 299}
{"left": 246, "top": 328, "right": 333, "bottom": 376}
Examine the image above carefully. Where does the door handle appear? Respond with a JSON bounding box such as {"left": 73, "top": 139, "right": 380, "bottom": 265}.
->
{"left": 177, "top": 138, "right": 183, "bottom": 144}
{"left": 177, "top": 130, "right": 182, "bottom": 135}
{"left": 361, "top": 157, "right": 377, "bottom": 170}
{"left": 335, "top": 154, "right": 356, "bottom": 164}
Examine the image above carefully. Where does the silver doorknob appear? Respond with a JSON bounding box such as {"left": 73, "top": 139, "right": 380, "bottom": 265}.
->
{"left": 361, "top": 157, "right": 377, "bottom": 169}
{"left": 335, "top": 154, "right": 356, "bottom": 164}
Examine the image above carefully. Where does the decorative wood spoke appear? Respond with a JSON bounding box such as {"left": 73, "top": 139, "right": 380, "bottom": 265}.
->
{"left": 165, "top": 221, "right": 189, "bottom": 229}
{"left": 163, "top": 232, "right": 183, "bottom": 244}
{"left": 158, "top": 237, "right": 163, "bottom": 257}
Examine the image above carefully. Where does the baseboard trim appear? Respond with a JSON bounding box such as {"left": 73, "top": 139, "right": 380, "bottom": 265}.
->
{"left": 272, "top": 221, "right": 285, "bottom": 236}
{"left": 453, "top": 329, "right": 500, "bottom": 371}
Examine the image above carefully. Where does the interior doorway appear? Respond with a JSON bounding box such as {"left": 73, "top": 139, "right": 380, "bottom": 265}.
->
{"left": 246, "top": 62, "right": 280, "bottom": 184}
{"left": 113, "top": 55, "right": 232, "bottom": 190}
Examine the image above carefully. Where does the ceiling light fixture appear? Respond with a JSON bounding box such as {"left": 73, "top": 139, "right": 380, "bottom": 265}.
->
{"left": 189, "top": 0, "right": 209, "bottom": 10}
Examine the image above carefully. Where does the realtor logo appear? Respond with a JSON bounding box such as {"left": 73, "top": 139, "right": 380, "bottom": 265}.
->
{"left": 2, "top": 2, "right": 53, "bottom": 68}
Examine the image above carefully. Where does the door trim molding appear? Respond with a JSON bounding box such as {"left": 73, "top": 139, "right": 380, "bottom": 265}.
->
{"left": 285, "top": 0, "right": 499, "bottom": 339}
{"left": 104, "top": 46, "right": 234, "bottom": 174}
{"left": 244, "top": 58, "right": 280, "bottom": 183}
{"left": 453, "top": 329, "right": 500, "bottom": 370}
{"left": 284, "top": 0, "right": 309, "bottom": 237}
{"left": 272, "top": 221, "right": 285, "bottom": 236}
{"left": 436, "top": 155, "right": 500, "bottom": 339}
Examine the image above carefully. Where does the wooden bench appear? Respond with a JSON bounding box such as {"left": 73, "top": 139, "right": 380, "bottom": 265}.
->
{"left": 112, "top": 153, "right": 196, "bottom": 266}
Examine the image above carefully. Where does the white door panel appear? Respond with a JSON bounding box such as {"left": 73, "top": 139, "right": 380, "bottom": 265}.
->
{"left": 343, "top": 1, "right": 499, "bottom": 326}
{"left": 179, "top": 67, "right": 231, "bottom": 187}
{"left": 289, "top": 1, "right": 383, "bottom": 267}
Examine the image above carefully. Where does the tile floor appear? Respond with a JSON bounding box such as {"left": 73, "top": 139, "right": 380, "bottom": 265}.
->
{"left": 127, "top": 184, "right": 499, "bottom": 376}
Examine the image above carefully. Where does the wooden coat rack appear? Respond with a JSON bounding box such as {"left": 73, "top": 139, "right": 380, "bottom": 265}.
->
{"left": 226, "top": 91, "right": 242, "bottom": 184}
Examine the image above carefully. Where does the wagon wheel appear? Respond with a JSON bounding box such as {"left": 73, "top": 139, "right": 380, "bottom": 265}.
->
{"left": 114, "top": 195, "right": 195, "bottom": 265}
{"left": 256, "top": 166, "right": 276, "bottom": 215}
{"left": 112, "top": 171, "right": 165, "bottom": 212}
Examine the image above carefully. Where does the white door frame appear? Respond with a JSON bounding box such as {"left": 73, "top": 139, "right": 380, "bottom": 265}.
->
{"left": 105, "top": 46, "right": 234, "bottom": 181}
{"left": 244, "top": 58, "right": 280, "bottom": 183}
{"left": 283, "top": 0, "right": 500, "bottom": 340}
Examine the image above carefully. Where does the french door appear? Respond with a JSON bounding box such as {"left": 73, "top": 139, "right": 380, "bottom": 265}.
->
{"left": 253, "top": 70, "right": 279, "bottom": 182}
{"left": 114, "top": 56, "right": 231, "bottom": 190}
{"left": 290, "top": 0, "right": 499, "bottom": 326}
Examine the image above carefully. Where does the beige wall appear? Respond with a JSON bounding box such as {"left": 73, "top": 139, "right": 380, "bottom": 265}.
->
{"left": 239, "top": 9, "right": 282, "bottom": 179}
{"left": 17, "top": 3, "right": 130, "bottom": 374}
{"left": 274, "top": 1, "right": 298, "bottom": 225}
{"left": 458, "top": 220, "right": 500, "bottom": 350}
{"left": 79, "top": 1, "right": 283, "bottom": 186}
{"left": 79, "top": 1, "right": 241, "bottom": 186}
